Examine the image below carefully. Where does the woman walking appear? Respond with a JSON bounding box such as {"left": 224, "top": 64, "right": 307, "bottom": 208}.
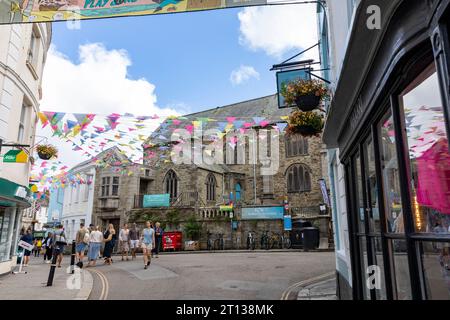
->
{"left": 103, "top": 224, "right": 116, "bottom": 265}
{"left": 87, "top": 226, "right": 103, "bottom": 267}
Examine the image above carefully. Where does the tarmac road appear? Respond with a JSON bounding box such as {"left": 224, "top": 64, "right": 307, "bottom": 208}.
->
{"left": 87, "top": 251, "right": 335, "bottom": 300}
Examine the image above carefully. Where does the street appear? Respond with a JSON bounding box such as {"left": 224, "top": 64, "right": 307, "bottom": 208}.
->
{"left": 87, "top": 251, "right": 335, "bottom": 300}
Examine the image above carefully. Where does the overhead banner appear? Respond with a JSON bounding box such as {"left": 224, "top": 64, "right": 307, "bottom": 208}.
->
{"left": 2, "top": 0, "right": 267, "bottom": 24}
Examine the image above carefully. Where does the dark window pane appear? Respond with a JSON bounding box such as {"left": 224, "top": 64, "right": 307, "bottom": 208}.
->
{"left": 365, "top": 138, "right": 381, "bottom": 234}
{"left": 390, "top": 239, "right": 412, "bottom": 299}
{"left": 379, "top": 112, "right": 403, "bottom": 234}
{"left": 355, "top": 154, "right": 366, "bottom": 233}
{"left": 359, "top": 236, "right": 370, "bottom": 300}
{"left": 417, "top": 240, "right": 450, "bottom": 299}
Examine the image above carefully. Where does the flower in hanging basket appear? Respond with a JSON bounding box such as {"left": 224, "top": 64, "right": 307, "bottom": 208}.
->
{"left": 287, "top": 111, "right": 324, "bottom": 137}
{"left": 281, "top": 79, "right": 329, "bottom": 111}
{"left": 36, "top": 144, "right": 58, "bottom": 160}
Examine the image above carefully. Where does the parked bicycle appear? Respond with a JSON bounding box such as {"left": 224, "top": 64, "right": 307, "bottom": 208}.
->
{"left": 281, "top": 231, "right": 292, "bottom": 249}
{"left": 214, "top": 233, "right": 224, "bottom": 250}
{"left": 246, "top": 231, "right": 256, "bottom": 250}
{"left": 260, "top": 230, "right": 270, "bottom": 250}
{"left": 207, "top": 231, "right": 213, "bottom": 251}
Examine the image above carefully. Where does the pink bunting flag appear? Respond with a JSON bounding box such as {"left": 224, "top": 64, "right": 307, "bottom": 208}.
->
{"left": 226, "top": 117, "right": 236, "bottom": 123}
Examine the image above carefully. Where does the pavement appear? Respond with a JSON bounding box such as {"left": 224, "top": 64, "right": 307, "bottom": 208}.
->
{"left": 0, "top": 256, "right": 93, "bottom": 300}
{"left": 0, "top": 251, "right": 336, "bottom": 300}
{"left": 297, "top": 277, "right": 337, "bottom": 300}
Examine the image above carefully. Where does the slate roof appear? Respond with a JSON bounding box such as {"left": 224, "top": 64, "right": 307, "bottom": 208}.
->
{"left": 147, "top": 94, "right": 295, "bottom": 146}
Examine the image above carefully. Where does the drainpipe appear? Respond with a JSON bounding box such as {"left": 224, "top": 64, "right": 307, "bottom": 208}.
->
{"left": 253, "top": 130, "right": 257, "bottom": 204}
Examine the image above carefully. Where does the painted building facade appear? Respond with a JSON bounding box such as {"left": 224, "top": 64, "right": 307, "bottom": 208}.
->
{"left": 0, "top": 23, "right": 51, "bottom": 275}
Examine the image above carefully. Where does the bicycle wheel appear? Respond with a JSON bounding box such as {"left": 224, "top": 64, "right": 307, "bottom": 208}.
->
{"left": 213, "top": 239, "right": 219, "bottom": 250}
{"left": 284, "top": 238, "right": 291, "bottom": 249}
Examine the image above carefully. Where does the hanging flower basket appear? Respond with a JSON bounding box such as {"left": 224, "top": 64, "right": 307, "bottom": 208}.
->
{"left": 281, "top": 79, "right": 329, "bottom": 111}
{"left": 287, "top": 111, "right": 324, "bottom": 137}
{"left": 295, "top": 94, "right": 322, "bottom": 111}
{"left": 36, "top": 144, "right": 58, "bottom": 160}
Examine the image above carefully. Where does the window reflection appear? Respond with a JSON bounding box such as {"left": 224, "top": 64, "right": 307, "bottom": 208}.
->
{"left": 379, "top": 112, "right": 404, "bottom": 234}
{"left": 399, "top": 64, "right": 450, "bottom": 234}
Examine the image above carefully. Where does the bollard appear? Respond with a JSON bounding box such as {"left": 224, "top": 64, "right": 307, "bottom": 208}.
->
{"left": 46, "top": 246, "right": 58, "bottom": 286}
{"left": 70, "top": 240, "right": 76, "bottom": 274}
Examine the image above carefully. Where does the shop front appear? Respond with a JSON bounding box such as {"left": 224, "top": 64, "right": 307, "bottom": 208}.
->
{"left": 323, "top": 0, "right": 450, "bottom": 299}
{"left": 0, "top": 178, "right": 33, "bottom": 275}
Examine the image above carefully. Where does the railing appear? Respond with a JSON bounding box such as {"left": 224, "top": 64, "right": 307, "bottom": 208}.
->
{"left": 291, "top": 206, "right": 324, "bottom": 218}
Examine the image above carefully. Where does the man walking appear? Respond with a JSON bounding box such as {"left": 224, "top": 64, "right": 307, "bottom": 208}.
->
{"left": 141, "top": 221, "right": 155, "bottom": 270}
{"left": 75, "top": 222, "right": 89, "bottom": 267}
{"left": 119, "top": 223, "right": 130, "bottom": 261}
{"left": 129, "top": 223, "right": 140, "bottom": 260}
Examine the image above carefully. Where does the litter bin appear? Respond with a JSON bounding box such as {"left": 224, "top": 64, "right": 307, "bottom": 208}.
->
{"left": 290, "top": 220, "right": 312, "bottom": 249}
{"left": 301, "top": 227, "right": 320, "bottom": 251}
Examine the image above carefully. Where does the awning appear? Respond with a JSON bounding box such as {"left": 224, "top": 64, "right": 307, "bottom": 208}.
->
{"left": 0, "top": 178, "right": 33, "bottom": 208}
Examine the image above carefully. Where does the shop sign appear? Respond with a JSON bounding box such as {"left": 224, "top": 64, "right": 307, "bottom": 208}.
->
{"left": 283, "top": 215, "right": 292, "bottom": 231}
{"left": 3, "top": 150, "right": 28, "bottom": 163}
{"left": 143, "top": 194, "right": 170, "bottom": 207}
{"left": 277, "top": 68, "right": 311, "bottom": 108}
{"left": 319, "top": 179, "right": 330, "bottom": 206}
{"left": 241, "top": 206, "right": 284, "bottom": 220}
{"left": 18, "top": 240, "right": 33, "bottom": 251}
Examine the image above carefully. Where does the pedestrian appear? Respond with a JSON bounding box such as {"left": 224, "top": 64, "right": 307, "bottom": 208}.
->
{"left": 43, "top": 232, "right": 53, "bottom": 264}
{"left": 140, "top": 221, "right": 155, "bottom": 270}
{"left": 54, "top": 225, "right": 67, "bottom": 268}
{"left": 103, "top": 224, "right": 116, "bottom": 265}
{"left": 20, "top": 229, "right": 33, "bottom": 266}
{"left": 36, "top": 238, "right": 42, "bottom": 257}
{"left": 119, "top": 223, "right": 130, "bottom": 261}
{"left": 154, "top": 222, "right": 163, "bottom": 258}
{"left": 87, "top": 226, "right": 103, "bottom": 267}
{"left": 129, "top": 223, "right": 140, "bottom": 260}
{"left": 32, "top": 238, "right": 38, "bottom": 257}
{"left": 75, "top": 222, "right": 90, "bottom": 268}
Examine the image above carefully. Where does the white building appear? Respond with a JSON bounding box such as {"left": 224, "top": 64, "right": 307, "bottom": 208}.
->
{"left": 0, "top": 23, "right": 51, "bottom": 275}
{"left": 318, "top": 0, "right": 359, "bottom": 299}
{"left": 61, "top": 160, "right": 96, "bottom": 242}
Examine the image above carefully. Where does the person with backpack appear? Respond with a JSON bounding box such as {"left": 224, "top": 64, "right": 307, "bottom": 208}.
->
{"left": 75, "top": 222, "right": 89, "bottom": 268}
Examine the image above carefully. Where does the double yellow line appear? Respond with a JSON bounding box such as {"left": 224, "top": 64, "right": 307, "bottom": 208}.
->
{"left": 89, "top": 269, "right": 109, "bottom": 300}
{"left": 280, "top": 271, "right": 335, "bottom": 300}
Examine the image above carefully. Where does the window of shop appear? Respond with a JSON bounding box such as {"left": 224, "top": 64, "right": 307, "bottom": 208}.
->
{"left": 0, "top": 209, "right": 11, "bottom": 262}
{"left": 399, "top": 64, "right": 450, "bottom": 235}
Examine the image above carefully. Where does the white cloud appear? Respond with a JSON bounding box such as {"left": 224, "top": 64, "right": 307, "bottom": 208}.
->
{"left": 230, "top": 65, "right": 260, "bottom": 86}
{"left": 37, "top": 43, "right": 181, "bottom": 169}
{"left": 41, "top": 43, "right": 178, "bottom": 117}
{"left": 237, "top": 4, "right": 318, "bottom": 60}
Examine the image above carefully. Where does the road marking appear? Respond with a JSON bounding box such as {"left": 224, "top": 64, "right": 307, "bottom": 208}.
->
{"left": 90, "top": 269, "right": 109, "bottom": 300}
{"left": 280, "top": 271, "right": 335, "bottom": 300}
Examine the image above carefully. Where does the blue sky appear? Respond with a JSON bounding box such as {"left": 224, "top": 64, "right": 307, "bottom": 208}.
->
{"left": 46, "top": 4, "right": 318, "bottom": 114}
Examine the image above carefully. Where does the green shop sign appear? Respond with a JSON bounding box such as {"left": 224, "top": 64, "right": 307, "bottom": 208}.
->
{"left": 0, "top": 178, "right": 33, "bottom": 207}
{"left": 143, "top": 194, "right": 170, "bottom": 208}
{"left": 3, "top": 150, "right": 28, "bottom": 163}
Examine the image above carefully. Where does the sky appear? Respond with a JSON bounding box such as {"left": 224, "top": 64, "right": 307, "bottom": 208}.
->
{"left": 35, "top": 3, "right": 319, "bottom": 173}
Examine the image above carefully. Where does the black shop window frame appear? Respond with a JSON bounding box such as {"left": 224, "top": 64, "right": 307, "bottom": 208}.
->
{"left": 345, "top": 29, "right": 450, "bottom": 300}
